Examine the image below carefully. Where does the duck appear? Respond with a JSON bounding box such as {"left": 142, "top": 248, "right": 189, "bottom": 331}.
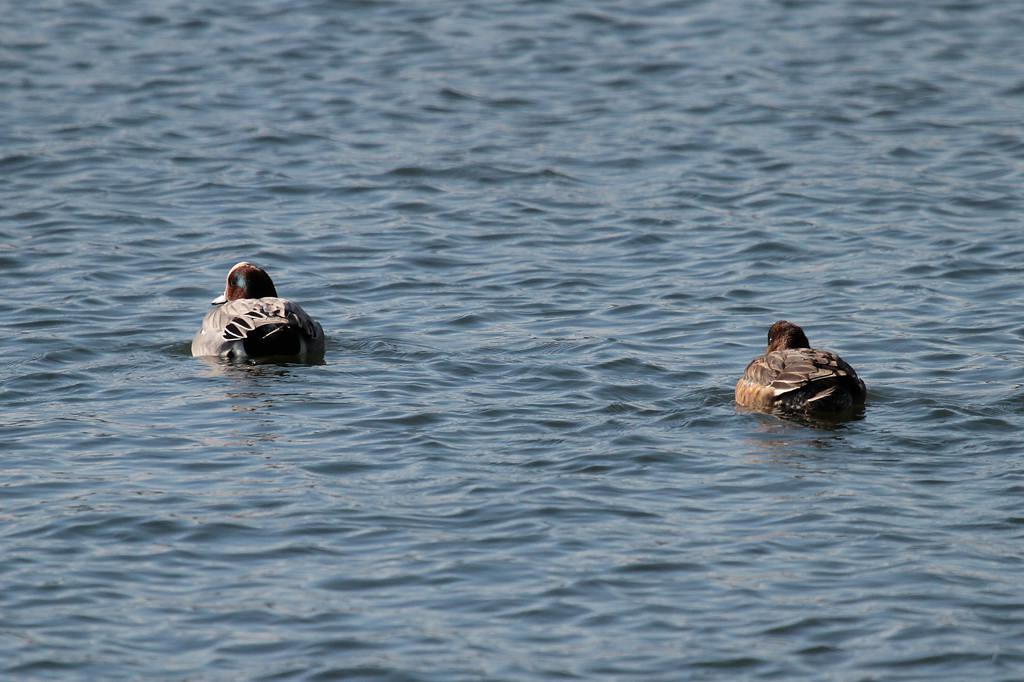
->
{"left": 191, "top": 261, "right": 325, "bottom": 361}
{"left": 735, "top": 320, "right": 866, "bottom": 416}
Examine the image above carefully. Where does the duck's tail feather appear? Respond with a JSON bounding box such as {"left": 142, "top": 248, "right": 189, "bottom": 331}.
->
{"left": 242, "top": 323, "right": 303, "bottom": 357}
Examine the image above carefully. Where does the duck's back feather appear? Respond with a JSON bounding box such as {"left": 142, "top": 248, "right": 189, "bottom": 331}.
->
{"left": 735, "top": 348, "right": 865, "bottom": 414}
{"left": 191, "top": 297, "right": 324, "bottom": 360}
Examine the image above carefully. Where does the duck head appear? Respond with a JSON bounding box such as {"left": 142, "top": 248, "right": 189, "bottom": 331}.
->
{"left": 766, "top": 320, "right": 810, "bottom": 352}
{"left": 211, "top": 261, "right": 279, "bottom": 304}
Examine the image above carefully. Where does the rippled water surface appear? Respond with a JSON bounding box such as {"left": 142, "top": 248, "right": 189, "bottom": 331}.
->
{"left": 4, "top": 1, "right": 1024, "bottom": 679}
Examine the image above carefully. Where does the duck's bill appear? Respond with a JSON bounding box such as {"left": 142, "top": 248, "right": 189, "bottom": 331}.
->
{"left": 211, "top": 294, "right": 227, "bottom": 305}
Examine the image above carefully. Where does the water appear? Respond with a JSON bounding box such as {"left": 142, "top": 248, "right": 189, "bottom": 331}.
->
{"left": 3, "top": 0, "right": 1024, "bottom": 679}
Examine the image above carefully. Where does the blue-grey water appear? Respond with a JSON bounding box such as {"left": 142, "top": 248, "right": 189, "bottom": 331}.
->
{"left": 4, "top": 1, "right": 1024, "bottom": 679}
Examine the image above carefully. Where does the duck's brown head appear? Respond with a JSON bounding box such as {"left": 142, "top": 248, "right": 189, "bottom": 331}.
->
{"left": 212, "top": 261, "right": 278, "bottom": 304}
{"left": 766, "top": 320, "right": 810, "bottom": 352}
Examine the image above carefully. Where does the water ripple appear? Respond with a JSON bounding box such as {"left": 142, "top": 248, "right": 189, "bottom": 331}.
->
{"left": 3, "top": 0, "right": 1024, "bottom": 680}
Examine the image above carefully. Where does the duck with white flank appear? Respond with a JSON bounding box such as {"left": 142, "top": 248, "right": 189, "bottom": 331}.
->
{"left": 735, "top": 320, "right": 865, "bottom": 417}
{"left": 191, "top": 262, "right": 325, "bottom": 361}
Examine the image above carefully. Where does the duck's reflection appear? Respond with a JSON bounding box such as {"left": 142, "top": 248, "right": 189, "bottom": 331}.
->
{"left": 195, "top": 354, "right": 321, "bottom": 378}
{"left": 737, "top": 407, "right": 861, "bottom": 464}
{"left": 192, "top": 356, "right": 307, "bottom": 448}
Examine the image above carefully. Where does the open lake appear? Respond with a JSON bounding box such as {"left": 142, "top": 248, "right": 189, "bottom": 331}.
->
{"left": 3, "top": 0, "right": 1024, "bottom": 679}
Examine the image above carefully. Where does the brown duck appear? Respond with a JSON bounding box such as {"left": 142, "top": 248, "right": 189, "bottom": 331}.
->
{"left": 735, "top": 321, "right": 866, "bottom": 415}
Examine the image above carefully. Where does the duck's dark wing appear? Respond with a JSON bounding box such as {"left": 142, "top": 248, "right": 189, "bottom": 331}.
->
{"left": 736, "top": 348, "right": 865, "bottom": 413}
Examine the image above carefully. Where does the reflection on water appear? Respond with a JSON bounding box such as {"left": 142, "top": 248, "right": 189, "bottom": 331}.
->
{"left": 195, "top": 354, "right": 300, "bottom": 377}
{"left": 738, "top": 410, "right": 854, "bottom": 463}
